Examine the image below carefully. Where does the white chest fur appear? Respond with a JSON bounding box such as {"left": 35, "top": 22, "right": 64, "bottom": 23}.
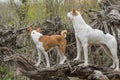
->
{"left": 31, "top": 30, "right": 42, "bottom": 44}
{"left": 31, "top": 30, "right": 45, "bottom": 51}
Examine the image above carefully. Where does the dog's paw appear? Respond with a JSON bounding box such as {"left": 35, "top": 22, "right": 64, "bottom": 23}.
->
{"left": 34, "top": 63, "right": 39, "bottom": 67}
{"left": 59, "top": 61, "right": 65, "bottom": 64}
{"left": 46, "top": 65, "right": 50, "bottom": 68}
{"left": 74, "top": 58, "right": 79, "bottom": 61}
{"left": 114, "top": 68, "right": 119, "bottom": 71}
{"left": 59, "top": 61, "right": 63, "bottom": 64}
{"left": 110, "top": 64, "right": 115, "bottom": 69}
{"left": 59, "top": 57, "right": 66, "bottom": 64}
{"left": 83, "top": 63, "right": 88, "bottom": 66}
{"left": 78, "top": 63, "right": 88, "bottom": 67}
{"left": 46, "top": 64, "right": 50, "bottom": 68}
{"left": 78, "top": 63, "right": 84, "bottom": 66}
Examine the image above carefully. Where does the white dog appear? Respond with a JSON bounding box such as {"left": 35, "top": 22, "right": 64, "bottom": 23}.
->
{"left": 67, "top": 9, "right": 119, "bottom": 71}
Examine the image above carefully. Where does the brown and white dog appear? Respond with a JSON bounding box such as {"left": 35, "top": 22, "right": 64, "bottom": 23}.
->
{"left": 67, "top": 9, "right": 119, "bottom": 71}
{"left": 28, "top": 27, "right": 67, "bottom": 67}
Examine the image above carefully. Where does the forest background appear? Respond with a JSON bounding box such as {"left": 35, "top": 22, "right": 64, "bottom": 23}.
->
{"left": 0, "top": 0, "right": 120, "bottom": 80}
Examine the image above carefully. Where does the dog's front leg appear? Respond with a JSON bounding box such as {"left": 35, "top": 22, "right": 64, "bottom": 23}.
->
{"left": 74, "top": 36, "right": 82, "bottom": 60}
{"left": 34, "top": 48, "right": 41, "bottom": 67}
{"left": 82, "top": 43, "right": 89, "bottom": 66}
{"left": 42, "top": 51, "right": 50, "bottom": 67}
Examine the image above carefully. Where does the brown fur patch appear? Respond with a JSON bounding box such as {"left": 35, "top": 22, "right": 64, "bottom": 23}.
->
{"left": 78, "top": 8, "right": 83, "bottom": 14}
{"left": 36, "top": 28, "right": 41, "bottom": 32}
{"left": 72, "top": 9, "right": 78, "bottom": 16}
{"left": 39, "top": 35, "right": 66, "bottom": 55}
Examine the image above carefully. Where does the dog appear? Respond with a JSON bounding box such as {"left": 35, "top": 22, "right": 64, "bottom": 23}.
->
{"left": 67, "top": 9, "right": 119, "bottom": 71}
{"left": 28, "top": 26, "right": 67, "bottom": 67}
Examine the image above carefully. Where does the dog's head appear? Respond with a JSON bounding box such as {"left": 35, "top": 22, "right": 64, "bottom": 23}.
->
{"left": 27, "top": 26, "right": 42, "bottom": 36}
{"left": 67, "top": 9, "right": 83, "bottom": 21}
{"left": 28, "top": 26, "right": 41, "bottom": 32}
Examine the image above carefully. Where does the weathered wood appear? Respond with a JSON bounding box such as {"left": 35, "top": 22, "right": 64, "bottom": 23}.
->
{"left": 0, "top": 26, "right": 29, "bottom": 48}
{"left": 1, "top": 47, "right": 120, "bottom": 80}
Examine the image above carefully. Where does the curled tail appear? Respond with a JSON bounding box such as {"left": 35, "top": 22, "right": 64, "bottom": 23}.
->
{"left": 61, "top": 30, "right": 67, "bottom": 38}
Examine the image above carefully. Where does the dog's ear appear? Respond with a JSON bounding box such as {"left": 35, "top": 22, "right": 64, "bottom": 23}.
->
{"left": 36, "top": 27, "right": 41, "bottom": 32}
{"left": 78, "top": 8, "right": 83, "bottom": 14}
{"left": 27, "top": 27, "right": 33, "bottom": 32}
{"left": 72, "top": 8, "right": 78, "bottom": 16}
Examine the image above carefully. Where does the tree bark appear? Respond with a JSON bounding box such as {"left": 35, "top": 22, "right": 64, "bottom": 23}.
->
{"left": 1, "top": 47, "right": 120, "bottom": 80}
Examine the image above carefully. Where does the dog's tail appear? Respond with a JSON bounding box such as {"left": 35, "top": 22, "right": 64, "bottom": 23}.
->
{"left": 61, "top": 30, "right": 67, "bottom": 38}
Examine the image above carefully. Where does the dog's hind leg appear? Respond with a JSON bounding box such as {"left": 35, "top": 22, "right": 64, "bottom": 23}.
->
{"left": 59, "top": 53, "right": 66, "bottom": 64}
{"left": 59, "top": 41, "right": 67, "bottom": 64}
{"left": 56, "top": 47, "right": 63, "bottom": 64}
{"left": 105, "top": 34, "right": 119, "bottom": 71}
{"left": 104, "top": 40, "right": 119, "bottom": 71}
{"left": 110, "top": 48, "right": 119, "bottom": 71}
{"left": 102, "top": 44, "right": 115, "bottom": 68}
{"left": 109, "top": 38, "right": 119, "bottom": 71}
{"left": 109, "top": 45, "right": 119, "bottom": 71}
{"left": 74, "top": 36, "right": 82, "bottom": 60}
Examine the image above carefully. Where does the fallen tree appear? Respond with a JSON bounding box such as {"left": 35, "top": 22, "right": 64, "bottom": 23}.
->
{"left": 1, "top": 47, "right": 120, "bottom": 80}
